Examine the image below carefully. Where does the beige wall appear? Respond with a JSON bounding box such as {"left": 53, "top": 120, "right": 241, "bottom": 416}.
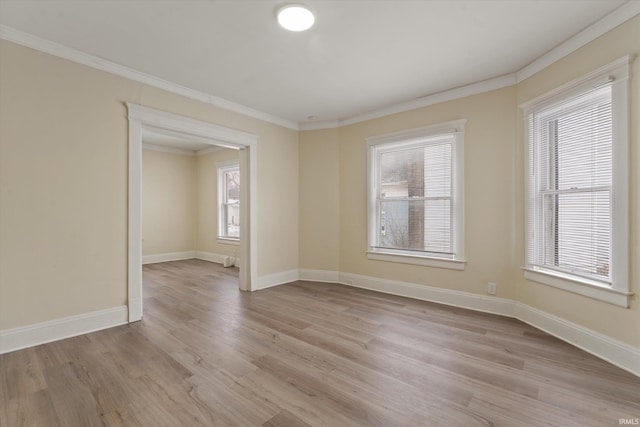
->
{"left": 141, "top": 149, "right": 196, "bottom": 256}
{"left": 196, "top": 148, "right": 240, "bottom": 258}
{"left": 0, "top": 40, "right": 298, "bottom": 330}
{"left": 301, "top": 86, "right": 518, "bottom": 300}
{"left": 299, "top": 128, "right": 341, "bottom": 271}
{"left": 514, "top": 16, "right": 640, "bottom": 346}
{"left": 0, "top": 15, "right": 637, "bottom": 350}
{"left": 299, "top": 16, "right": 639, "bottom": 348}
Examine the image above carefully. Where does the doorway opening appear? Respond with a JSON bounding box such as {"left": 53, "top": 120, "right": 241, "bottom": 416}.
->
{"left": 127, "top": 103, "right": 257, "bottom": 322}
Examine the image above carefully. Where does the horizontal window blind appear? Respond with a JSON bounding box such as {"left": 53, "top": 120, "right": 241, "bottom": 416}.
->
{"left": 527, "top": 84, "right": 612, "bottom": 282}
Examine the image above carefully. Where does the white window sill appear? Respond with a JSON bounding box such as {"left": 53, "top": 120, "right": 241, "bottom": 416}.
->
{"left": 217, "top": 237, "right": 239, "bottom": 246}
{"left": 522, "top": 267, "right": 632, "bottom": 308}
{"left": 367, "top": 250, "right": 466, "bottom": 271}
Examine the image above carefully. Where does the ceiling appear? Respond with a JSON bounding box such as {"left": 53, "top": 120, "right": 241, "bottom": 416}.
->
{"left": 0, "top": 0, "right": 633, "bottom": 127}
{"left": 141, "top": 128, "right": 217, "bottom": 153}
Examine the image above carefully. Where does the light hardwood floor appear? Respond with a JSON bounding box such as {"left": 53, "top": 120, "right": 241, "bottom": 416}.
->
{"left": 1, "top": 259, "right": 639, "bottom": 426}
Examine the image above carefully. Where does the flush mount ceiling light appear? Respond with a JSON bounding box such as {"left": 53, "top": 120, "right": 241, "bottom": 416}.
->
{"left": 277, "top": 4, "right": 315, "bottom": 31}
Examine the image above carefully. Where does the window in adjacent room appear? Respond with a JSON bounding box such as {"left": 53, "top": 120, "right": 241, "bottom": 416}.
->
{"left": 522, "top": 57, "right": 630, "bottom": 307}
{"left": 217, "top": 161, "right": 240, "bottom": 243}
{"left": 367, "top": 120, "right": 466, "bottom": 270}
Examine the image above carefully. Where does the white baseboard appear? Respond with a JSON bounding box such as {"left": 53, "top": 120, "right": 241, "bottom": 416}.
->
{"left": 142, "top": 251, "right": 196, "bottom": 264}
{"left": 0, "top": 305, "right": 128, "bottom": 354}
{"left": 338, "top": 271, "right": 515, "bottom": 317}
{"left": 256, "top": 269, "right": 299, "bottom": 290}
{"left": 514, "top": 303, "right": 640, "bottom": 377}
{"left": 299, "top": 269, "right": 341, "bottom": 283}
{"left": 298, "top": 268, "right": 639, "bottom": 377}
{"left": 196, "top": 251, "right": 240, "bottom": 266}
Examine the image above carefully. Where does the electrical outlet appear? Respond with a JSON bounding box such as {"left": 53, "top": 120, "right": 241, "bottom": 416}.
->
{"left": 487, "top": 282, "right": 497, "bottom": 295}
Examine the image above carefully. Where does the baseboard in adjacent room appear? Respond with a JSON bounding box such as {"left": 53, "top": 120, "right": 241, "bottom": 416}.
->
{"left": 0, "top": 305, "right": 128, "bottom": 354}
{"left": 256, "top": 269, "right": 299, "bottom": 290}
{"left": 142, "top": 251, "right": 196, "bottom": 264}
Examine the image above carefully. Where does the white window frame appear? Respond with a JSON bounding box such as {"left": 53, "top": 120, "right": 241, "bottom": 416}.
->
{"left": 366, "top": 119, "right": 466, "bottom": 270}
{"left": 217, "top": 160, "right": 240, "bottom": 245}
{"left": 521, "top": 56, "right": 632, "bottom": 307}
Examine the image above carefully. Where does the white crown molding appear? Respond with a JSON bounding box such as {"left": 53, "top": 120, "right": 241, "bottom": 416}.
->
{"left": 0, "top": 25, "right": 298, "bottom": 131}
{"left": 339, "top": 74, "right": 517, "bottom": 128}
{"left": 0, "top": 306, "right": 128, "bottom": 354}
{"left": 517, "top": 1, "right": 640, "bottom": 82}
{"left": 299, "top": 120, "right": 341, "bottom": 131}
{"left": 2, "top": 1, "right": 638, "bottom": 132}
{"left": 142, "top": 143, "right": 196, "bottom": 156}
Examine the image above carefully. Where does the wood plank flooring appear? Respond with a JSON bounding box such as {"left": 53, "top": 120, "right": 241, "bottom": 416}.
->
{"left": 1, "top": 259, "right": 639, "bottom": 426}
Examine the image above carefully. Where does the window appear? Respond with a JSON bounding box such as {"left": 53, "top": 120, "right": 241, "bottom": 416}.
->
{"left": 367, "top": 120, "right": 466, "bottom": 270}
{"left": 523, "top": 57, "right": 630, "bottom": 307}
{"left": 217, "top": 161, "right": 240, "bottom": 242}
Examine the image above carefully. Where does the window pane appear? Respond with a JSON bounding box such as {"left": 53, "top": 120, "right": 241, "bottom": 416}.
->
{"left": 225, "top": 170, "right": 240, "bottom": 201}
{"left": 556, "top": 102, "right": 612, "bottom": 190}
{"left": 541, "top": 190, "right": 610, "bottom": 278}
{"left": 379, "top": 199, "right": 451, "bottom": 253}
{"left": 219, "top": 165, "right": 240, "bottom": 239}
{"left": 225, "top": 202, "right": 240, "bottom": 238}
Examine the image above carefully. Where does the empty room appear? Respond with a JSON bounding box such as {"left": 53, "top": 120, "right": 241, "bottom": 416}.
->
{"left": 1, "top": 1, "right": 639, "bottom": 426}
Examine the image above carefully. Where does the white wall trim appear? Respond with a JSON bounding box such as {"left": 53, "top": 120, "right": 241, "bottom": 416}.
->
{"left": 339, "top": 74, "right": 517, "bottom": 128}
{"left": 516, "top": 1, "right": 640, "bottom": 82}
{"left": 339, "top": 271, "right": 515, "bottom": 317}
{"left": 142, "top": 142, "right": 196, "bottom": 156}
{"left": 0, "top": 306, "right": 128, "bottom": 355}
{"left": 514, "top": 303, "right": 640, "bottom": 377}
{"left": 3, "top": 2, "right": 638, "bottom": 132}
{"left": 128, "top": 103, "right": 258, "bottom": 323}
{"left": 142, "top": 251, "right": 197, "bottom": 265}
{"left": 195, "top": 251, "right": 240, "bottom": 267}
{"left": 294, "top": 269, "right": 639, "bottom": 377}
{"left": 0, "top": 25, "right": 298, "bottom": 131}
{"left": 256, "top": 270, "right": 300, "bottom": 290}
{"left": 299, "top": 269, "right": 341, "bottom": 283}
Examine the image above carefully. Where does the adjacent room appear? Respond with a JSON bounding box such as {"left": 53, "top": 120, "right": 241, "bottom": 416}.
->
{"left": 1, "top": 1, "right": 639, "bottom": 425}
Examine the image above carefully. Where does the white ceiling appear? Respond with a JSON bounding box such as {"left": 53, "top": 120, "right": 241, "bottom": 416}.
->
{"left": 0, "top": 0, "right": 633, "bottom": 127}
{"left": 141, "top": 128, "right": 216, "bottom": 152}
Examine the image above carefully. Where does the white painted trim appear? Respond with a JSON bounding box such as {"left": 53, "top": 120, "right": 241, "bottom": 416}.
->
{"left": 196, "top": 145, "right": 224, "bottom": 156}
{"left": 255, "top": 270, "right": 300, "bottom": 290}
{"left": 0, "top": 25, "right": 298, "bottom": 131}
{"left": 217, "top": 237, "right": 240, "bottom": 246}
{"left": 299, "top": 269, "right": 341, "bottom": 283}
{"left": 521, "top": 57, "right": 632, "bottom": 305}
{"left": 523, "top": 269, "right": 631, "bottom": 308}
{"left": 339, "top": 271, "right": 515, "bottom": 317}
{"left": 516, "top": 2, "right": 640, "bottom": 82}
{"left": 297, "top": 269, "right": 640, "bottom": 377}
{"left": 344, "top": 76, "right": 516, "bottom": 128}
{"left": 2, "top": 2, "right": 638, "bottom": 132}
{"left": 142, "top": 251, "right": 196, "bottom": 265}
{"left": 142, "top": 143, "right": 196, "bottom": 156}
{"left": 366, "top": 252, "right": 466, "bottom": 270}
{"left": 195, "top": 251, "right": 240, "bottom": 267}
{"left": 514, "top": 303, "right": 640, "bottom": 377}
{"left": 128, "top": 103, "right": 259, "bottom": 322}
{"left": 0, "top": 306, "right": 128, "bottom": 355}
{"left": 299, "top": 120, "right": 341, "bottom": 131}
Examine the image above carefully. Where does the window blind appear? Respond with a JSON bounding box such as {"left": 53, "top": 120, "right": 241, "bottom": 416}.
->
{"left": 377, "top": 137, "right": 454, "bottom": 254}
{"left": 527, "top": 84, "right": 612, "bottom": 282}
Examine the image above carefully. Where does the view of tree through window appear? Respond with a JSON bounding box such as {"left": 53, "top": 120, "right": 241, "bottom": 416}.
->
{"left": 219, "top": 164, "right": 240, "bottom": 239}
{"left": 378, "top": 141, "right": 452, "bottom": 254}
